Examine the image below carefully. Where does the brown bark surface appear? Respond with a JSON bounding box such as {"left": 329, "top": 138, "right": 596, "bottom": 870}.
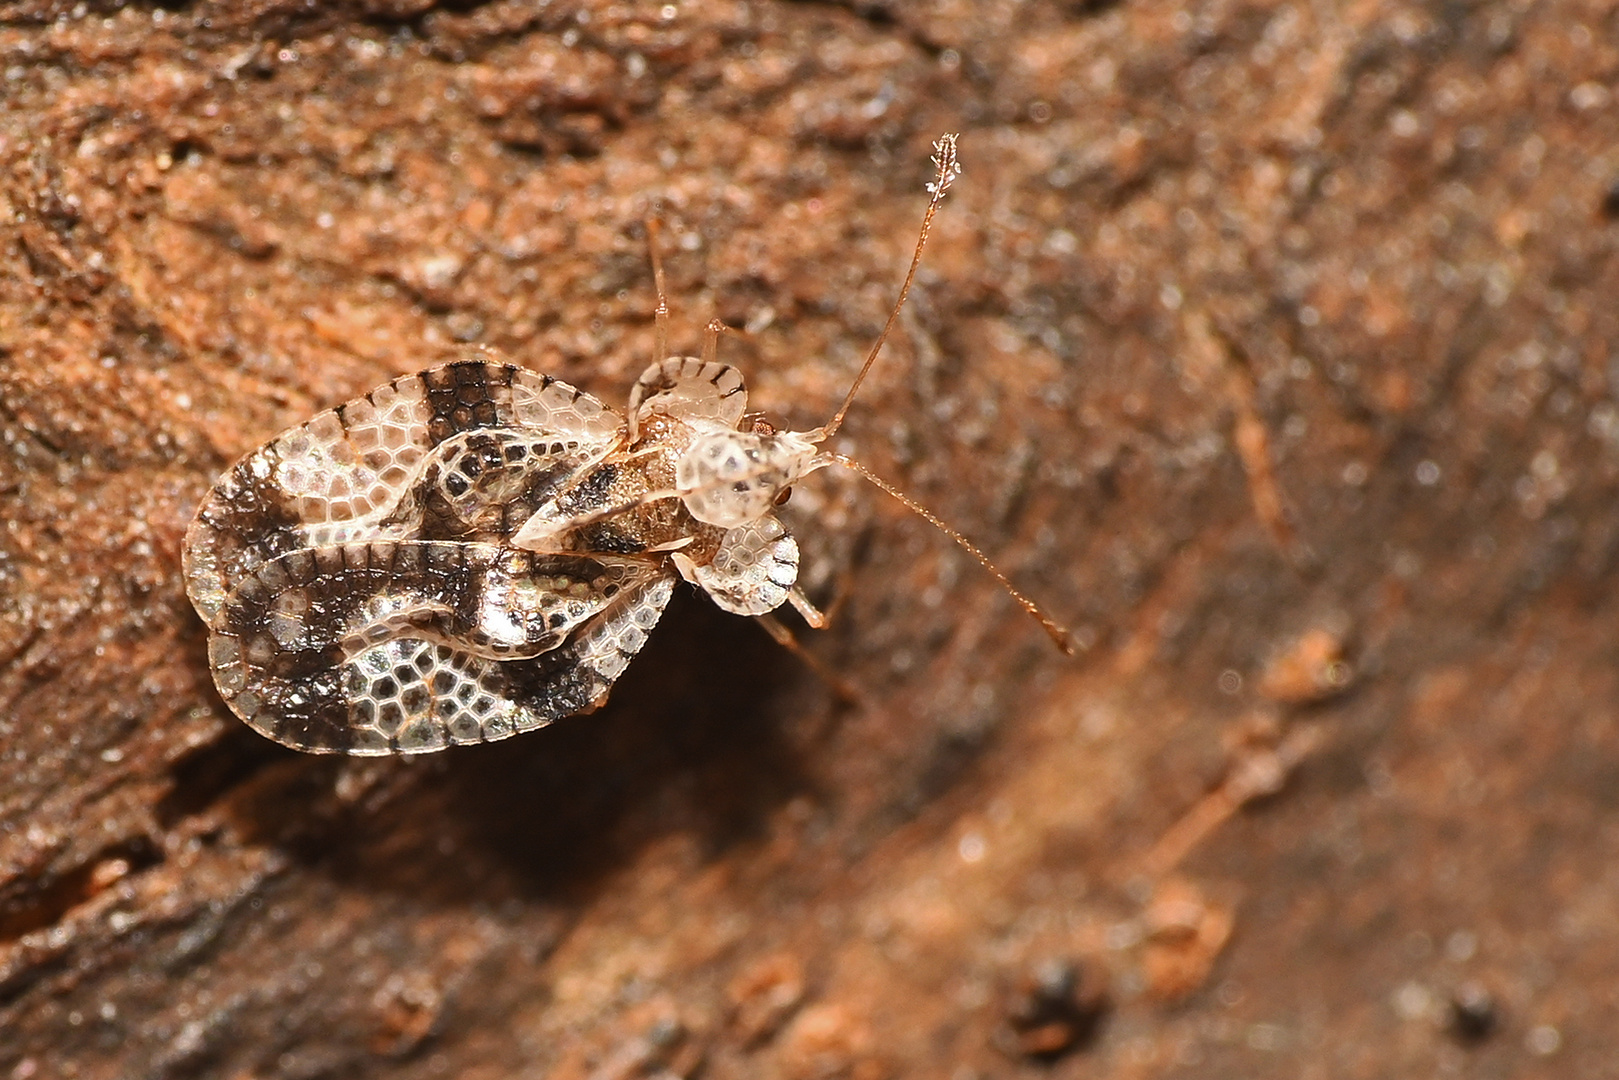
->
{"left": 2, "top": 1, "right": 1616, "bottom": 1077}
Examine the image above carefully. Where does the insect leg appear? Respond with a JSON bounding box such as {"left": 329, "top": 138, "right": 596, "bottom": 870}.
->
{"left": 787, "top": 586, "right": 826, "bottom": 629}
{"left": 754, "top": 614, "right": 863, "bottom": 706}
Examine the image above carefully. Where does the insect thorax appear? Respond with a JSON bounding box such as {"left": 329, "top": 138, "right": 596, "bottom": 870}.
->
{"left": 516, "top": 411, "right": 728, "bottom": 562}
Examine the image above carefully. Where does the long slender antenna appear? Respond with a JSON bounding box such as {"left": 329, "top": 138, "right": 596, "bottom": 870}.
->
{"left": 636, "top": 217, "right": 675, "bottom": 445}
{"left": 818, "top": 133, "right": 961, "bottom": 441}
{"left": 824, "top": 453, "right": 1077, "bottom": 655}
{"left": 645, "top": 217, "right": 672, "bottom": 363}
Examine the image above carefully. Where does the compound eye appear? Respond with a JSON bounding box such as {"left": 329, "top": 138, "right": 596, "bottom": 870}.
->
{"left": 774, "top": 486, "right": 793, "bottom": 507}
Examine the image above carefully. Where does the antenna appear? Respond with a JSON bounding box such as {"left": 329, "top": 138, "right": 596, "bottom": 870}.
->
{"left": 816, "top": 133, "right": 961, "bottom": 442}
{"left": 809, "top": 134, "right": 1076, "bottom": 655}
{"left": 824, "top": 455, "right": 1077, "bottom": 656}
{"left": 645, "top": 216, "right": 672, "bottom": 364}
{"left": 632, "top": 217, "right": 676, "bottom": 444}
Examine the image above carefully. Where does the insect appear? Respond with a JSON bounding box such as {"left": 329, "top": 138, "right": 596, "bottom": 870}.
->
{"left": 183, "top": 135, "right": 1074, "bottom": 755}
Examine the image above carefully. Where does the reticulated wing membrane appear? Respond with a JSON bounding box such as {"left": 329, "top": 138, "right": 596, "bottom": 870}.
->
{"left": 208, "top": 540, "right": 672, "bottom": 755}
{"left": 183, "top": 359, "right": 623, "bottom": 629}
{"left": 628, "top": 356, "right": 747, "bottom": 432}
{"left": 684, "top": 513, "right": 800, "bottom": 617}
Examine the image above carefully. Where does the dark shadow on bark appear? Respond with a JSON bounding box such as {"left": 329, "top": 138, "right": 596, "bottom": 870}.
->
{"left": 202, "top": 588, "right": 824, "bottom": 912}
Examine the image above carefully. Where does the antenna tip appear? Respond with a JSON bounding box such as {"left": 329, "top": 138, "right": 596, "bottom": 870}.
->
{"left": 926, "top": 133, "right": 963, "bottom": 198}
{"left": 1052, "top": 628, "right": 1080, "bottom": 657}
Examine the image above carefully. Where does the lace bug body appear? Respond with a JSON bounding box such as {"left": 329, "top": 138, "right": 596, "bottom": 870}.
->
{"left": 185, "top": 355, "right": 825, "bottom": 754}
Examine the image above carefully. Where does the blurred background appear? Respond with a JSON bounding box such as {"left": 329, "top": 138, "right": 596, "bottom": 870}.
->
{"left": 1, "top": 0, "right": 1614, "bottom": 1076}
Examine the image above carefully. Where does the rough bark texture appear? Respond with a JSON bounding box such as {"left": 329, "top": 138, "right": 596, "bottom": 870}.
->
{"left": 2, "top": 0, "right": 1616, "bottom": 1077}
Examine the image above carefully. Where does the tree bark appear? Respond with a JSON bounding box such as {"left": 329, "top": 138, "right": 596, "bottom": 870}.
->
{"left": 2, "top": 1, "right": 1615, "bottom": 1077}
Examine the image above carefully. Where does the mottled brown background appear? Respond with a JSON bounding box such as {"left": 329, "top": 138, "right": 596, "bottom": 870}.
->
{"left": 2, "top": 0, "right": 1616, "bottom": 1077}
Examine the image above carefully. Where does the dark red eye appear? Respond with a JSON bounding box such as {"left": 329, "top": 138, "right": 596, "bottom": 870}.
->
{"left": 774, "top": 487, "right": 792, "bottom": 506}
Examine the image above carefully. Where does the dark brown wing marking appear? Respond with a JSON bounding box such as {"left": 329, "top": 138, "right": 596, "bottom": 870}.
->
{"left": 208, "top": 540, "right": 674, "bottom": 754}
{"left": 627, "top": 356, "right": 747, "bottom": 432}
{"left": 183, "top": 358, "right": 623, "bottom": 629}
